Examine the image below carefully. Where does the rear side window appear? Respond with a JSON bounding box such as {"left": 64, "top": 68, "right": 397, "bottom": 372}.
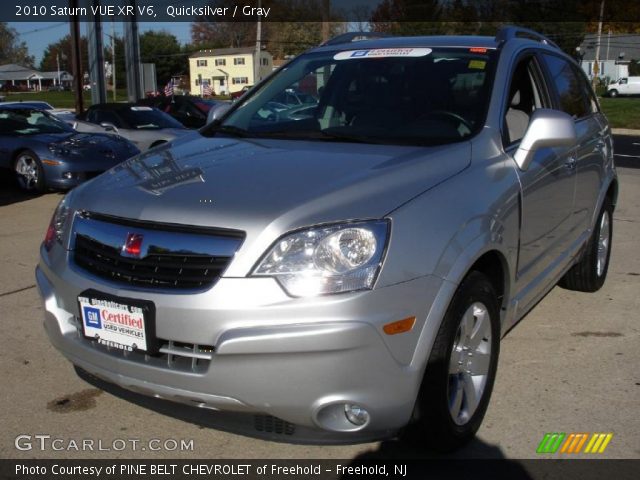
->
{"left": 540, "top": 54, "right": 590, "bottom": 119}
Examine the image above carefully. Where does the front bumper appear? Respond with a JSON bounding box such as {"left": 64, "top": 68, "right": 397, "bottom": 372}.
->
{"left": 36, "top": 251, "right": 445, "bottom": 439}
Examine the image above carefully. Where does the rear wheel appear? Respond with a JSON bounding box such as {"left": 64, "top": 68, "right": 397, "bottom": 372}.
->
{"left": 560, "top": 197, "right": 613, "bottom": 292}
{"left": 14, "top": 150, "right": 45, "bottom": 193}
{"left": 406, "top": 271, "right": 500, "bottom": 452}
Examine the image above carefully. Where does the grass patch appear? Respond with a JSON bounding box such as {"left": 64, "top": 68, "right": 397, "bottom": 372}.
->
{"left": 599, "top": 97, "right": 640, "bottom": 129}
{"left": 2, "top": 90, "right": 129, "bottom": 108}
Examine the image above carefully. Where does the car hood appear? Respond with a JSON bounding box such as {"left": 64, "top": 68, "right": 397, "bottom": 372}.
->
{"left": 45, "top": 132, "right": 138, "bottom": 158}
{"left": 71, "top": 135, "right": 470, "bottom": 273}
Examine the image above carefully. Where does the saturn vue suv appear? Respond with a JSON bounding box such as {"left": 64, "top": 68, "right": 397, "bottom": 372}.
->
{"left": 36, "top": 27, "right": 617, "bottom": 451}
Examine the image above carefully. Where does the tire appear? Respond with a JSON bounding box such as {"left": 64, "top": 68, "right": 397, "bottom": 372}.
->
{"left": 609, "top": 89, "right": 618, "bottom": 97}
{"left": 14, "top": 150, "right": 46, "bottom": 193}
{"left": 405, "top": 271, "right": 501, "bottom": 452}
{"left": 559, "top": 197, "right": 613, "bottom": 292}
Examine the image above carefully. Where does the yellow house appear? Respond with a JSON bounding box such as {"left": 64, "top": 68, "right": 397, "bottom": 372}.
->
{"left": 189, "top": 47, "right": 273, "bottom": 95}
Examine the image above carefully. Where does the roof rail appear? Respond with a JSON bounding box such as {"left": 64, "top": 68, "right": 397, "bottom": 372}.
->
{"left": 321, "top": 32, "right": 390, "bottom": 47}
{"left": 496, "top": 25, "right": 560, "bottom": 50}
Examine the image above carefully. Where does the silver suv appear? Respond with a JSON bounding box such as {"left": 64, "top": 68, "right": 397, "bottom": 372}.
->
{"left": 37, "top": 27, "right": 617, "bottom": 451}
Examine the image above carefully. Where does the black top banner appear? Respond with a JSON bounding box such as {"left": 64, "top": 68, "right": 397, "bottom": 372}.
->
{"left": 6, "top": 0, "right": 640, "bottom": 23}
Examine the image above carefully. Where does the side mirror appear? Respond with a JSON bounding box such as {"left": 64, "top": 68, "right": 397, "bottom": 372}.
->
{"left": 513, "top": 109, "right": 577, "bottom": 171}
{"left": 207, "top": 103, "right": 232, "bottom": 124}
{"left": 100, "top": 122, "right": 117, "bottom": 132}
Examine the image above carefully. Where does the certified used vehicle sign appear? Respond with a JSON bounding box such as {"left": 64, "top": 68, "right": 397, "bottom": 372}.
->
{"left": 79, "top": 295, "right": 150, "bottom": 352}
{"left": 333, "top": 48, "right": 432, "bottom": 60}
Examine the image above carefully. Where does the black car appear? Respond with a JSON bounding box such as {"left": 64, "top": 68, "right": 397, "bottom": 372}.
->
{"left": 138, "top": 96, "right": 229, "bottom": 129}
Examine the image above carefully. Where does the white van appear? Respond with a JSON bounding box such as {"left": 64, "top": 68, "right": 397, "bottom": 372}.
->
{"left": 607, "top": 76, "right": 640, "bottom": 97}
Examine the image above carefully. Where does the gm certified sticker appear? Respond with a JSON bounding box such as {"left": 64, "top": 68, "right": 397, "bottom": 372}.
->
{"left": 334, "top": 48, "right": 432, "bottom": 60}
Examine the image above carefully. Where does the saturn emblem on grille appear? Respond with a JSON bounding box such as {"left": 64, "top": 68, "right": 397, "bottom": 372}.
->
{"left": 122, "top": 233, "right": 144, "bottom": 258}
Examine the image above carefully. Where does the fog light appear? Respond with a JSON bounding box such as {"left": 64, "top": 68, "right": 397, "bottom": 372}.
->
{"left": 62, "top": 172, "right": 74, "bottom": 179}
{"left": 344, "top": 403, "right": 369, "bottom": 426}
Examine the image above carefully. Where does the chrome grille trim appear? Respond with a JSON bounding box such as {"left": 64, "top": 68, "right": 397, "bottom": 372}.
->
{"left": 70, "top": 212, "right": 244, "bottom": 291}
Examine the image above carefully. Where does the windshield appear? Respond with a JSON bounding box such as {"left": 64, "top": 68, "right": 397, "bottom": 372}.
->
{"left": 0, "top": 108, "right": 73, "bottom": 135}
{"left": 205, "top": 47, "right": 496, "bottom": 146}
{"left": 118, "top": 106, "right": 183, "bottom": 129}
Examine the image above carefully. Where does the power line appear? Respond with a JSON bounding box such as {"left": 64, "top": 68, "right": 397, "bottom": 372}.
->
{"left": 14, "top": 23, "right": 67, "bottom": 37}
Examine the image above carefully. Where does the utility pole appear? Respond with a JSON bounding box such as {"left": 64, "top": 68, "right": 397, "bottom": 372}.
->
{"left": 254, "top": 0, "right": 262, "bottom": 85}
{"left": 56, "top": 53, "right": 61, "bottom": 87}
{"left": 69, "top": 0, "right": 84, "bottom": 115}
{"left": 111, "top": 21, "right": 116, "bottom": 101}
{"left": 322, "top": 0, "right": 330, "bottom": 43}
{"left": 593, "top": 0, "right": 605, "bottom": 87}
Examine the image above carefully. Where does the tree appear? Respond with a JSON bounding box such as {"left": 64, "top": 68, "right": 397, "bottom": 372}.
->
{"left": 0, "top": 22, "right": 34, "bottom": 67}
{"left": 39, "top": 34, "right": 88, "bottom": 74}
{"left": 139, "top": 30, "right": 187, "bottom": 87}
{"left": 190, "top": 0, "right": 346, "bottom": 58}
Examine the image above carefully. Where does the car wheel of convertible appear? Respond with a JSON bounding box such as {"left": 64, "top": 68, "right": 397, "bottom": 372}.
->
{"left": 404, "top": 271, "right": 501, "bottom": 452}
{"left": 14, "top": 150, "right": 45, "bottom": 193}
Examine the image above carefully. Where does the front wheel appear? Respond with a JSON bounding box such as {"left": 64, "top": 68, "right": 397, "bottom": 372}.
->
{"left": 608, "top": 89, "right": 618, "bottom": 97}
{"left": 405, "top": 271, "right": 500, "bottom": 452}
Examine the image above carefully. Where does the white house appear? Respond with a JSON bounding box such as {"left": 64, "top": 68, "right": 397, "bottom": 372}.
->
{"left": 189, "top": 47, "right": 273, "bottom": 95}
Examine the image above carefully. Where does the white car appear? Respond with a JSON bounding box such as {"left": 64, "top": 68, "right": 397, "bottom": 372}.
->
{"left": 607, "top": 76, "right": 640, "bottom": 97}
{"left": 73, "top": 103, "right": 191, "bottom": 151}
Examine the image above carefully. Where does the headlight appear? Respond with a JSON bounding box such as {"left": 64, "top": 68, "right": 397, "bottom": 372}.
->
{"left": 252, "top": 220, "right": 390, "bottom": 297}
{"left": 43, "top": 196, "right": 71, "bottom": 252}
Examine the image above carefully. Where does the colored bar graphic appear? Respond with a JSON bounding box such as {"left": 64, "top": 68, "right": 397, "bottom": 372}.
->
{"left": 538, "top": 432, "right": 613, "bottom": 454}
{"left": 585, "top": 433, "right": 614, "bottom": 454}
{"left": 536, "top": 433, "right": 565, "bottom": 453}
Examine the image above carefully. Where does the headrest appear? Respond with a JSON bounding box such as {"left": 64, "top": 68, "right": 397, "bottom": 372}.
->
{"left": 511, "top": 90, "right": 521, "bottom": 107}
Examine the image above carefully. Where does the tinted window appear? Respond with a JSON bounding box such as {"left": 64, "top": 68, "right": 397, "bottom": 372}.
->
{"left": 94, "top": 110, "right": 122, "bottom": 127}
{"left": 209, "top": 48, "right": 497, "bottom": 146}
{"left": 541, "top": 54, "right": 589, "bottom": 118}
{"left": 0, "top": 109, "right": 73, "bottom": 135}
{"left": 116, "top": 106, "right": 183, "bottom": 129}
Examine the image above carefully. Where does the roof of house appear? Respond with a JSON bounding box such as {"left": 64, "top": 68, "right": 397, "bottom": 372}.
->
{"left": 0, "top": 64, "right": 38, "bottom": 81}
{"left": 190, "top": 47, "right": 268, "bottom": 58}
{"left": 579, "top": 33, "right": 640, "bottom": 61}
{"left": 0, "top": 64, "right": 73, "bottom": 82}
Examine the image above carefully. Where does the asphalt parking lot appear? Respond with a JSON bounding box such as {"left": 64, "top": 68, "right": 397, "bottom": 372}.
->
{"left": 0, "top": 135, "right": 639, "bottom": 460}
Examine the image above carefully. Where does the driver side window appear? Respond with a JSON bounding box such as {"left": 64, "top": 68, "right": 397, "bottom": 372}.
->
{"left": 503, "top": 56, "right": 546, "bottom": 146}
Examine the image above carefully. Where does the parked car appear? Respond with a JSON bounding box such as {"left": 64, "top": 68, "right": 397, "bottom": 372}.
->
{"left": 0, "top": 100, "right": 55, "bottom": 110}
{"left": 73, "top": 103, "right": 191, "bottom": 150}
{"left": 607, "top": 76, "right": 640, "bottom": 97}
{"left": 139, "top": 95, "right": 231, "bottom": 129}
{"left": 0, "top": 105, "right": 139, "bottom": 192}
{"left": 37, "top": 27, "right": 617, "bottom": 451}
{"left": 230, "top": 85, "right": 252, "bottom": 100}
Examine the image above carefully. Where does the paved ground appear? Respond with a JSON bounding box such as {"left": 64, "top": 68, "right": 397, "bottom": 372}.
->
{"left": 0, "top": 136, "right": 639, "bottom": 460}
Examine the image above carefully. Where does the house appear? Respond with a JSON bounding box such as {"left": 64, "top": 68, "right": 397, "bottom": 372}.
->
{"left": 189, "top": 47, "right": 273, "bottom": 95}
{"left": 0, "top": 64, "right": 73, "bottom": 91}
{"left": 577, "top": 33, "right": 640, "bottom": 82}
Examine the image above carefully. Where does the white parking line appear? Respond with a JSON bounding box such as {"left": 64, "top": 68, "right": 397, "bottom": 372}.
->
{"left": 614, "top": 154, "right": 640, "bottom": 158}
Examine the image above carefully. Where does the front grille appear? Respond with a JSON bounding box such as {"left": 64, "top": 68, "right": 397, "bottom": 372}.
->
{"left": 74, "top": 234, "right": 230, "bottom": 290}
